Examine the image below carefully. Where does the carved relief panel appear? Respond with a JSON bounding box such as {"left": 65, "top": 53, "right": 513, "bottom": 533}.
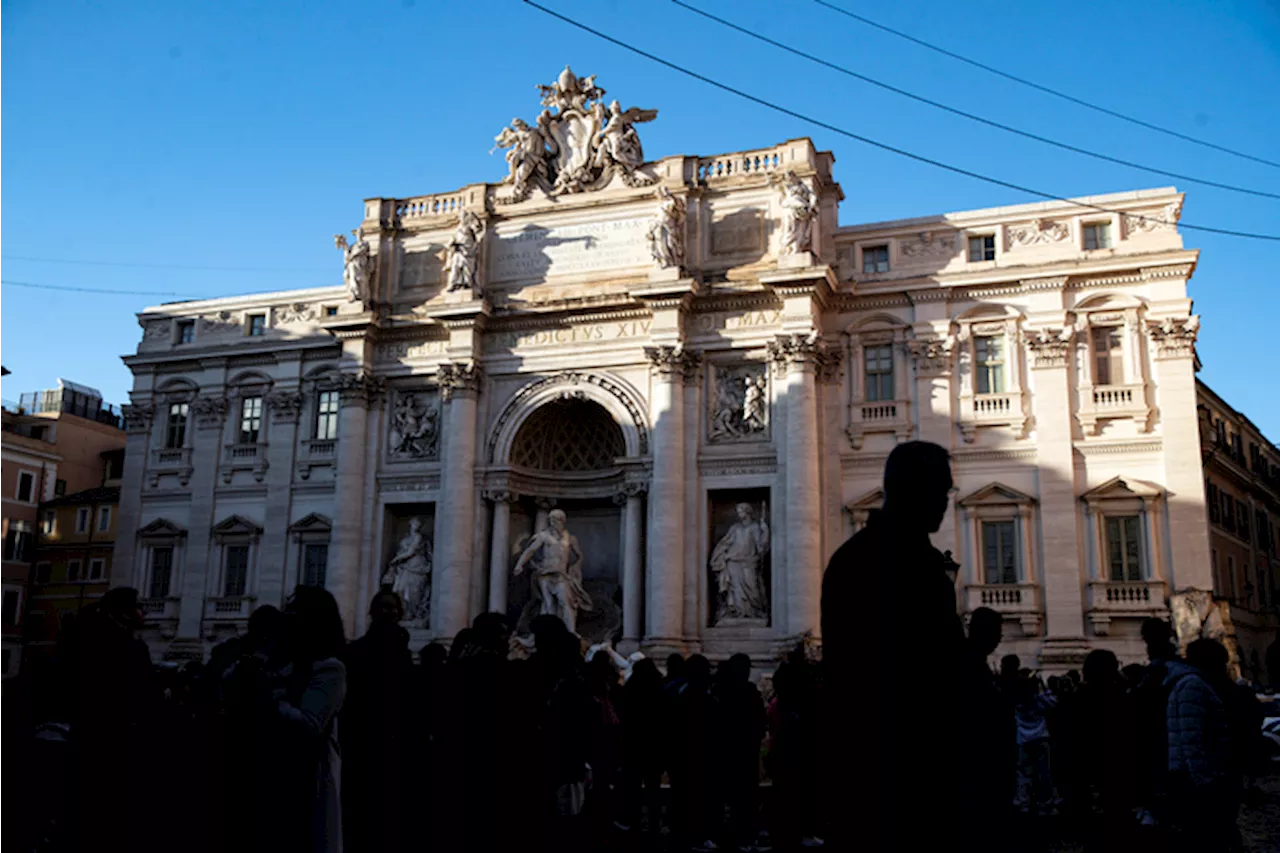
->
{"left": 387, "top": 388, "right": 441, "bottom": 461}
{"left": 706, "top": 362, "right": 769, "bottom": 444}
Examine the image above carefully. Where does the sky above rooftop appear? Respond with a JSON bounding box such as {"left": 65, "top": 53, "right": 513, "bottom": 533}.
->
{"left": 3, "top": 0, "right": 1278, "bottom": 437}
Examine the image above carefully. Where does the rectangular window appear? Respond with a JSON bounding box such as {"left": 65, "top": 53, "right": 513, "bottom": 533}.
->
{"left": 968, "top": 234, "right": 996, "bottom": 262}
{"left": 1207, "top": 483, "right": 1220, "bottom": 524}
{"left": 247, "top": 315, "right": 266, "bottom": 337}
{"left": 2, "top": 590, "right": 20, "bottom": 626}
{"left": 1084, "top": 222, "right": 1112, "bottom": 250}
{"left": 223, "top": 545, "right": 249, "bottom": 597}
{"left": 302, "top": 543, "right": 328, "bottom": 588}
{"left": 67, "top": 559, "right": 82, "bottom": 582}
{"left": 75, "top": 508, "right": 90, "bottom": 534}
{"left": 239, "top": 397, "right": 263, "bottom": 444}
{"left": 863, "top": 345, "right": 895, "bottom": 402}
{"left": 16, "top": 471, "right": 34, "bottom": 503}
{"left": 54, "top": 479, "right": 66, "bottom": 497}
{"left": 315, "top": 391, "right": 339, "bottom": 440}
{"left": 1090, "top": 326, "right": 1124, "bottom": 386}
{"left": 974, "top": 335, "right": 1006, "bottom": 394}
{"left": 1227, "top": 556, "right": 1237, "bottom": 600}
{"left": 166, "top": 403, "right": 189, "bottom": 449}
{"left": 97, "top": 506, "right": 112, "bottom": 532}
{"left": 1237, "top": 500, "right": 1250, "bottom": 542}
{"left": 1221, "top": 493, "right": 1235, "bottom": 532}
{"left": 3, "top": 525, "right": 31, "bottom": 562}
{"left": 89, "top": 558, "right": 105, "bottom": 581}
{"left": 177, "top": 320, "right": 196, "bottom": 344}
{"left": 324, "top": 306, "right": 338, "bottom": 317}
{"left": 982, "top": 520, "right": 1018, "bottom": 585}
{"left": 35, "top": 562, "right": 52, "bottom": 584}
{"left": 42, "top": 510, "right": 57, "bottom": 536}
{"left": 1105, "top": 515, "right": 1144, "bottom": 581}
{"left": 150, "top": 547, "right": 173, "bottom": 599}
{"left": 862, "top": 244, "right": 890, "bottom": 274}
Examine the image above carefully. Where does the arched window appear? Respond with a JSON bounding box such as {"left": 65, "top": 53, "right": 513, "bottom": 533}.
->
{"left": 510, "top": 399, "right": 625, "bottom": 472}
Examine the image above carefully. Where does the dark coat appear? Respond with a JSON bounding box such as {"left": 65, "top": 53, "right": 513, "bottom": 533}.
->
{"left": 821, "top": 510, "right": 968, "bottom": 848}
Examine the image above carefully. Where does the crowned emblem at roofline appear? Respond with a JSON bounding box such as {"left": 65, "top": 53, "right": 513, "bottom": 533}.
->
{"left": 491, "top": 65, "right": 658, "bottom": 203}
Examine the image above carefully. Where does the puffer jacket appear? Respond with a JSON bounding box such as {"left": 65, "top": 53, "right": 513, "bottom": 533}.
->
{"left": 1163, "top": 660, "right": 1230, "bottom": 788}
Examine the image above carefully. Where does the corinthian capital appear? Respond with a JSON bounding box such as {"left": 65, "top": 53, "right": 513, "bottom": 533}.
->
{"left": 190, "top": 395, "right": 229, "bottom": 429}
{"left": 644, "top": 343, "right": 701, "bottom": 384}
{"left": 336, "top": 371, "right": 385, "bottom": 408}
{"left": 1148, "top": 315, "right": 1199, "bottom": 359}
{"left": 907, "top": 335, "right": 954, "bottom": 376}
{"left": 437, "top": 361, "right": 484, "bottom": 401}
{"left": 766, "top": 332, "right": 838, "bottom": 378}
{"left": 1025, "top": 326, "right": 1074, "bottom": 369}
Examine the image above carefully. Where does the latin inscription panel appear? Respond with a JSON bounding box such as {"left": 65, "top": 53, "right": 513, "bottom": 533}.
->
{"left": 489, "top": 217, "right": 651, "bottom": 284}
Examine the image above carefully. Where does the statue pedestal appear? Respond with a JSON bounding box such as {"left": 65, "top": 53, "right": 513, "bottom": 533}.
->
{"left": 777, "top": 250, "right": 816, "bottom": 270}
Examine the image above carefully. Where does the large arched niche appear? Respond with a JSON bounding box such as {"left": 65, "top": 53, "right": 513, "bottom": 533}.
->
{"left": 509, "top": 398, "right": 625, "bottom": 473}
{"left": 487, "top": 370, "right": 650, "bottom": 465}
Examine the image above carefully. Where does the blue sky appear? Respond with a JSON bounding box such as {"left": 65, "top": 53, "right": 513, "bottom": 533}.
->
{"left": 3, "top": 0, "right": 1278, "bottom": 436}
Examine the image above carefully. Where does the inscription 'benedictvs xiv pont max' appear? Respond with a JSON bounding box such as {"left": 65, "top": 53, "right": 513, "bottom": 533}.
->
{"left": 116, "top": 66, "right": 1266, "bottom": 678}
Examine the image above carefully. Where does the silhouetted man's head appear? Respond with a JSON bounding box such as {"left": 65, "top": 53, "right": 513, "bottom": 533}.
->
{"left": 1187, "top": 638, "right": 1229, "bottom": 684}
{"left": 369, "top": 589, "right": 405, "bottom": 628}
{"left": 1141, "top": 617, "right": 1176, "bottom": 662}
{"left": 999, "top": 654, "right": 1021, "bottom": 679}
{"left": 968, "top": 607, "right": 1003, "bottom": 656}
{"left": 882, "top": 441, "right": 953, "bottom": 533}
{"left": 1082, "top": 649, "right": 1119, "bottom": 686}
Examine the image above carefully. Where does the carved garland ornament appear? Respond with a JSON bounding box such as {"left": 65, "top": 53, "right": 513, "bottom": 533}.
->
{"left": 487, "top": 370, "right": 650, "bottom": 462}
{"left": 1025, "top": 327, "right": 1074, "bottom": 369}
{"left": 1007, "top": 218, "right": 1070, "bottom": 248}
{"left": 1124, "top": 199, "right": 1183, "bottom": 235}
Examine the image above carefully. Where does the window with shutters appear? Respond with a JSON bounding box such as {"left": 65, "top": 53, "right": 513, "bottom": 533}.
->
{"left": 166, "top": 403, "right": 189, "bottom": 449}
{"left": 982, "top": 520, "right": 1018, "bottom": 585}
{"left": 238, "top": 396, "right": 263, "bottom": 444}
{"left": 1090, "top": 326, "right": 1124, "bottom": 386}
{"left": 863, "top": 344, "right": 894, "bottom": 403}
{"left": 1105, "top": 515, "right": 1144, "bottom": 581}
{"left": 150, "top": 547, "right": 174, "bottom": 599}
{"left": 974, "top": 335, "right": 1005, "bottom": 394}
{"left": 223, "top": 545, "right": 249, "bottom": 597}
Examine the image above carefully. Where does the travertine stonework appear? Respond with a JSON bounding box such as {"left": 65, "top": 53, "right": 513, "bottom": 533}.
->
{"left": 114, "top": 70, "right": 1213, "bottom": 669}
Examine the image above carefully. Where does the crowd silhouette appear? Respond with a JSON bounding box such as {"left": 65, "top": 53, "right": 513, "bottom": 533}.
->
{"left": 4, "top": 441, "right": 1270, "bottom": 852}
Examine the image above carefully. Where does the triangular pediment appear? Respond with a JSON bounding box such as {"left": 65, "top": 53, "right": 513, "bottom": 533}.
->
{"left": 137, "top": 518, "right": 187, "bottom": 538}
{"left": 1080, "top": 475, "right": 1162, "bottom": 502}
{"left": 958, "top": 482, "right": 1036, "bottom": 508}
{"left": 212, "top": 514, "right": 264, "bottom": 536}
{"left": 845, "top": 487, "right": 884, "bottom": 512}
{"left": 288, "top": 512, "right": 333, "bottom": 534}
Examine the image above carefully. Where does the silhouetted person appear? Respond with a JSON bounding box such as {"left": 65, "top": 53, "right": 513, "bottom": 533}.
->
{"left": 619, "top": 657, "right": 666, "bottom": 834}
{"left": 669, "top": 653, "right": 716, "bottom": 849}
{"left": 586, "top": 649, "right": 624, "bottom": 840}
{"left": 67, "top": 587, "right": 159, "bottom": 852}
{"left": 821, "top": 441, "right": 966, "bottom": 849}
{"left": 1164, "top": 638, "right": 1234, "bottom": 850}
{"left": 766, "top": 658, "right": 822, "bottom": 850}
{"left": 272, "top": 586, "right": 348, "bottom": 853}
{"left": 962, "top": 607, "right": 1015, "bottom": 845}
{"left": 664, "top": 652, "right": 687, "bottom": 695}
{"left": 341, "top": 589, "right": 414, "bottom": 853}
{"left": 1072, "top": 649, "right": 1139, "bottom": 851}
{"left": 1134, "top": 618, "right": 1177, "bottom": 825}
{"left": 714, "top": 653, "right": 765, "bottom": 851}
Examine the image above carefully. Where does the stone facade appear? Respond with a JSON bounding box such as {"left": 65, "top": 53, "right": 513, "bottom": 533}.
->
{"left": 115, "top": 70, "right": 1215, "bottom": 669}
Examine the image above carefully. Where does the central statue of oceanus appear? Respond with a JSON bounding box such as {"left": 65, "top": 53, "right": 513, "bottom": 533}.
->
{"left": 492, "top": 65, "right": 658, "bottom": 203}
{"left": 512, "top": 508, "right": 593, "bottom": 634}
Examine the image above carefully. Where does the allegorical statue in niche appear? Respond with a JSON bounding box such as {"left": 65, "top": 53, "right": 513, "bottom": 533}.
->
{"left": 334, "top": 229, "right": 373, "bottom": 304}
{"left": 391, "top": 393, "right": 439, "bottom": 458}
{"left": 445, "top": 211, "right": 484, "bottom": 293}
{"left": 512, "top": 508, "right": 593, "bottom": 634}
{"left": 646, "top": 185, "right": 686, "bottom": 269}
{"left": 710, "top": 502, "right": 770, "bottom": 621}
{"left": 382, "top": 517, "right": 433, "bottom": 626}
{"left": 772, "top": 170, "right": 817, "bottom": 255}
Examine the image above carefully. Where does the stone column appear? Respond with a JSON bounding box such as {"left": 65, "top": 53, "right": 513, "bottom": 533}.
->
{"left": 1026, "top": 327, "right": 1090, "bottom": 667}
{"left": 1150, "top": 317, "right": 1212, "bottom": 591}
{"left": 331, "top": 372, "right": 380, "bottom": 636}
{"left": 643, "top": 344, "right": 697, "bottom": 650}
{"left": 260, "top": 386, "right": 303, "bottom": 609}
{"left": 434, "top": 361, "right": 482, "bottom": 640}
{"left": 616, "top": 482, "right": 646, "bottom": 646}
{"left": 768, "top": 334, "right": 832, "bottom": 638}
{"left": 112, "top": 403, "right": 156, "bottom": 588}
{"left": 908, "top": 328, "right": 960, "bottom": 563}
{"left": 486, "top": 490, "right": 513, "bottom": 615}
{"left": 175, "top": 394, "right": 230, "bottom": 641}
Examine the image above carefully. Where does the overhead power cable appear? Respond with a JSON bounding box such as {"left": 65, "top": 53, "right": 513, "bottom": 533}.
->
{"left": 2, "top": 254, "right": 330, "bottom": 274}
{"left": 1, "top": 279, "right": 208, "bottom": 298}
{"left": 522, "top": 0, "right": 1280, "bottom": 243}
{"left": 812, "top": 0, "right": 1280, "bottom": 171}
{"left": 674, "top": 0, "right": 1279, "bottom": 201}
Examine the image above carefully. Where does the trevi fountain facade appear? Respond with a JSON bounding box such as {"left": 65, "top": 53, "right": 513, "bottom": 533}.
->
{"left": 114, "top": 67, "right": 1211, "bottom": 669}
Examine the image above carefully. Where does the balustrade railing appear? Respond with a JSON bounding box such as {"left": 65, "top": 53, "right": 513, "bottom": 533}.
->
{"left": 697, "top": 148, "right": 783, "bottom": 182}
{"left": 397, "top": 194, "right": 464, "bottom": 220}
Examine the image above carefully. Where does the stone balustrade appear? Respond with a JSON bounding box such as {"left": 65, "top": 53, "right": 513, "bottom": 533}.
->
{"left": 964, "top": 583, "right": 1043, "bottom": 635}
{"left": 397, "top": 193, "right": 466, "bottom": 221}
{"left": 204, "top": 595, "right": 253, "bottom": 620}
{"left": 1087, "top": 578, "right": 1167, "bottom": 634}
{"left": 697, "top": 146, "right": 785, "bottom": 182}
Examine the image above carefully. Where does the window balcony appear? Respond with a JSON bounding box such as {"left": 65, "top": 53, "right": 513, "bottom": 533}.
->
{"left": 958, "top": 392, "right": 1027, "bottom": 442}
{"left": 1086, "top": 579, "right": 1167, "bottom": 635}
{"left": 296, "top": 438, "right": 338, "bottom": 480}
{"left": 964, "top": 583, "right": 1042, "bottom": 636}
{"left": 845, "top": 399, "right": 912, "bottom": 449}
{"left": 1077, "top": 383, "right": 1151, "bottom": 435}
{"left": 220, "top": 443, "right": 268, "bottom": 484}
{"left": 149, "top": 447, "right": 193, "bottom": 487}
{"left": 204, "top": 595, "right": 254, "bottom": 621}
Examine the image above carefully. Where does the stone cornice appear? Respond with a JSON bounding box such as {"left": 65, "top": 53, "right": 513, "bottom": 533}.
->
{"left": 491, "top": 306, "right": 653, "bottom": 332}
{"left": 1076, "top": 439, "right": 1164, "bottom": 456}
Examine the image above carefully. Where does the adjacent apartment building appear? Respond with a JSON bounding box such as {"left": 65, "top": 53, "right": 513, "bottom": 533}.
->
{"left": 1199, "top": 381, "right": 1280, "bottom": 683}
{"left": 1, "top": 381, "right": 126, "bottom": 671}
